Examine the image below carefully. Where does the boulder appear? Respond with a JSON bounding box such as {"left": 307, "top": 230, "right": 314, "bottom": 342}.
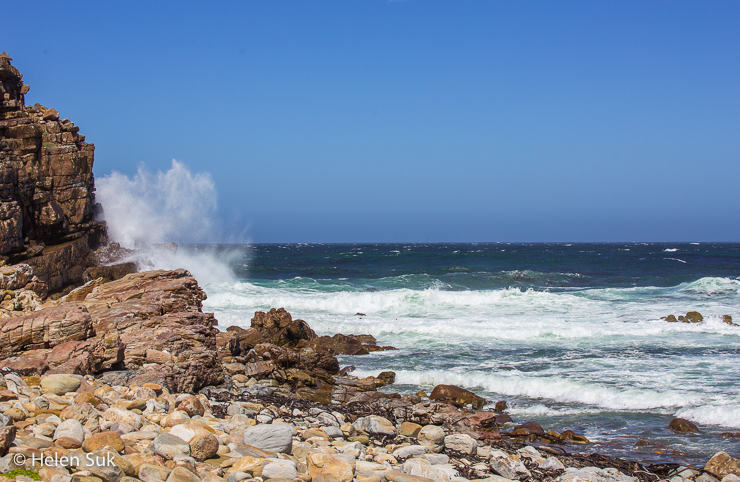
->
{"left": 152, "top": 433, "right": 191, "bottom": 460}
{"left": 165, "top": 467, "right": 200, "bottom": 482}
{"left": 400, "top": 422, "right": 423, "bottom": 438}
{"left": 429, "top": 384, "right": 486, "bottom": 410}
{"left": 705, "top": 452, "right": 740, "bottom": 479}
{"left": 83, "top": 431, "right": 125, "bottom": 453}
{"left": 242, "top": 423, "right": 293, "bottom": 453}
{"left": 261, "top": 460, "right": 298, "bottom": 480}
{"left": 40, "top": 374, "right": 81, "bottom": 395}
{"left": 353, "top": 415, "right": 396, "bottom": 436}
{"left": 668, "top": 417, "right": 699, "bottom": 433}
{"left": 138, "top": 464, "right": 172, "bottom": 482}
{"left": 443, "top": 434, "right": 477, "bottom": 454}
{"left": 418, "top": 425, "right": 446, "bottom": 449}
{"left": 169, "top": 424, "right": 219, "bottom": 461}
{"left": 53, "top": 418, "right": 85, "bottom": 443}
{"left": 307, "top": 452, "right": 354, "bottom": 482}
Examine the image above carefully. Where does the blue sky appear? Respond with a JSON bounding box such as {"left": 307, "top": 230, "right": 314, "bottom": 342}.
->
{"left": 3, "top": 1, "right": 739, "bottom": 242}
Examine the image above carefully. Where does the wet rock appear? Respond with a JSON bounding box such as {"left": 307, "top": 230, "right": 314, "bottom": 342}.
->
{"left": 429, "top": 385, "right": 486, "bottom": 410}
{"left": 511, "top": 421, "right": 545, "bottom": 436}
{"left": 679, "top": 311, "right": 703, "bottom": 323}
{"left": 668, "top": 418, "right": 699, "bottom": 433}
{"left": 560, "top": 429, "right": 590, "bottom": 443}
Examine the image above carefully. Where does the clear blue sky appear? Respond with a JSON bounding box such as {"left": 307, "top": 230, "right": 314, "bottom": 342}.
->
{"left": 4, "top": 1, "right": 739, "bottom": 242}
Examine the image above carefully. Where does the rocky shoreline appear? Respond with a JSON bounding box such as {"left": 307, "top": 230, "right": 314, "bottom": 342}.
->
{"left": 1, "top": 54, "right": 739, "bottom": 482}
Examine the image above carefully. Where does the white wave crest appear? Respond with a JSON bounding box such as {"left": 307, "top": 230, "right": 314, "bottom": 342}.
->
{"left": 676, "top": 403, "right": 740, "bottom": 429}
{"left": 358, "top": 368, "right": 702, "bottom": 411}
{"left": 678, "top": 277, "right": 740, "bottom": 296}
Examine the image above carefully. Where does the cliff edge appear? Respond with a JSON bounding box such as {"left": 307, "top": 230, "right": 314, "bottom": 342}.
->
{"left": 0, "top": 52, "right": 106, "bottom": 293}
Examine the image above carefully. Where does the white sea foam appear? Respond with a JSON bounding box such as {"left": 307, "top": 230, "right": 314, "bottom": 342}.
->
{"left": 663, "top": 248, "right": 679, "bottom": 252}
{"left": 354, "top": 368, "right": 704, "bottom": 411}
{"left": 97, "top": 160, "right": 236, "bottom": 283}
{"left": 676, "top": 403, "right": 740, "bottom": 429}
{"left": 97, "top": 160, "right": 217, "bottom": 247}
{"left": 204, "top": 279, "right": 740, "bottom": 342}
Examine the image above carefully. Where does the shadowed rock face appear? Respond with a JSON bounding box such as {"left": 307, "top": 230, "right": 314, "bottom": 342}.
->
{"left": 0, "top": 52, "right": 106, "bottom": 292}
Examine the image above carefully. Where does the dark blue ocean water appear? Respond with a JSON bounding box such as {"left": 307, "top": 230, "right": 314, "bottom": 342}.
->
{"left": 161, "top": 242, "right": 740, "bottom": 465}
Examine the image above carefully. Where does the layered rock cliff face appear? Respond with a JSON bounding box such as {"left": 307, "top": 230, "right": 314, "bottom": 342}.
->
{"left": 0, "top": 52, "right": 106, "bottom": 292}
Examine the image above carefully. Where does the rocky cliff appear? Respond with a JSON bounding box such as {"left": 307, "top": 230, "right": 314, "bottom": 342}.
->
{"left": 0, "top": 52, "right": 106, "bottom": 293}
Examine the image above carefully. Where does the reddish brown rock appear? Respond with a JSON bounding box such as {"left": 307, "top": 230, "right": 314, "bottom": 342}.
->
{"left": 81, "top": 269, "right": 223, "bottom": 392}
{"left": 0, "top": 425, "right": 16, "bottom": 456}
{"left": 511, "top": 421, "right": 545, "bottom": 436}
{"left": 0, "top": 303, "right": 94, "bottom": 352}
{"left": 1, "top": 54, "right": 107, "bottom": 290}
{"left": 83, "top": 431, "right": 125, "bottom": 453}
{"left": 429, "top": 384, "right": 486, "bottom": 410}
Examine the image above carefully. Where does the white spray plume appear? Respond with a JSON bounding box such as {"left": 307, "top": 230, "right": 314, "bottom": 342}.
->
{"left": 96, "top": 159, "right": 217, "bottom": 247}
{"left": 97, "top": 160, "right": 238, "bottom": 285}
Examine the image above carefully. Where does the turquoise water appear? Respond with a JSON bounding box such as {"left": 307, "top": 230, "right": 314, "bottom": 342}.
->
{"left": 180, "top": 243, "right": 740, "bottom": 465}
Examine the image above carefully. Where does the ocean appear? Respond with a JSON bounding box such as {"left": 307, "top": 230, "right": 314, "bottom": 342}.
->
{"left": 177, "top": 242, "right": 739, "bottom": 465}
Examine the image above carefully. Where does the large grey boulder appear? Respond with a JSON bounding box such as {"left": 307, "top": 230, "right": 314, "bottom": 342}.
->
{"left": 242, "top": 423, "right": 293, "bottom": 453}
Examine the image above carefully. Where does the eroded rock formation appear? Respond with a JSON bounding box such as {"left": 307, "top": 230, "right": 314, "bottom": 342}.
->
{"left": 0, "top": 52, "right": 106, "bottom": 292}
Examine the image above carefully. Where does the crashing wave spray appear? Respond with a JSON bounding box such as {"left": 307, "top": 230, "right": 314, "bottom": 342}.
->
{"left": 96, "top": 160, "right": 237, "bottom": 284}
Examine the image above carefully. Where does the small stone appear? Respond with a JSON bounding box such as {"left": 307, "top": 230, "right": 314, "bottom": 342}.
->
{"left": 153, "top": 433, "right": 191, "bottom": 460}
{"left": 138, "top": 464, "right": 173, "bottom": 482}
{"left": 353, "top": 415, "right": 396, "bottom": 436}
{"left": 83, "top": 431, "right": 125, "bottom": 453}
{"left": 54, "top": 419, "right": 85, "bottom": 443}
{"left": 539, "top": 457, "right": 565, "bottom": 471}
{"left": 262, "top": 460, "right": 298, "bottom": 480}
{"left": 444, "top": 434, "right": 477, "bottom": 454}
{"left": 417, "top": 425, "right": 445, "bottom": 448}
{"left": 400, "top": 422, "right": 422, "bottom": 438}
{"left": 165, "top": 467, "right": 201, "bottom": 482}
{"left": 307, "top": 452, "right": 354, "bottom": 482}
